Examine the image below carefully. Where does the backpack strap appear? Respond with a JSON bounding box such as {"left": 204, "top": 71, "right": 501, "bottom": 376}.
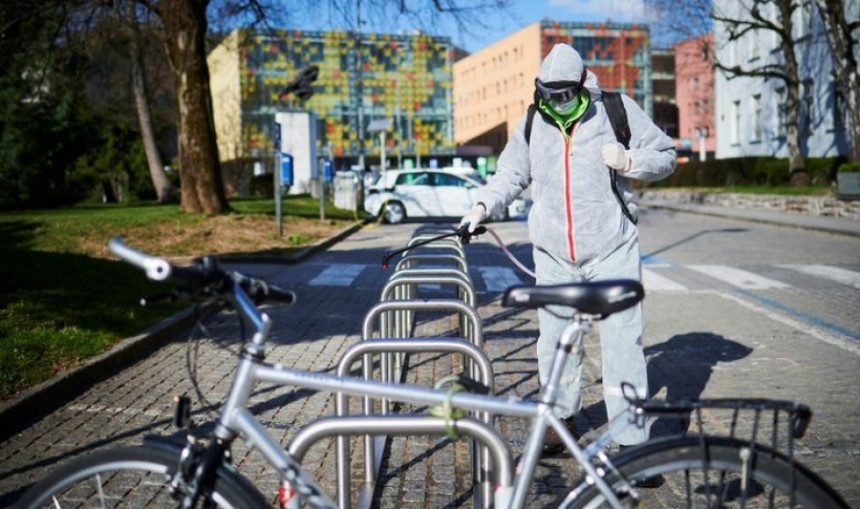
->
{"left": 601, "top": 91, "right": 631, "bottom": 149}
{"left": 601, "top": 91, "right": 637, "bottom": 224}
{"left": 524, "top": 104, "right": 537, "bottom": 145}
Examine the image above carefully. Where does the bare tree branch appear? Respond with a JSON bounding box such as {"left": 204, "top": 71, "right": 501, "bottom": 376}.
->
{"left": 714, "top": 62, "right": 790, "bottom": 82}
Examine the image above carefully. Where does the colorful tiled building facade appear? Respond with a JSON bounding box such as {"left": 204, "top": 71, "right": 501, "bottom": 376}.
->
{"left": 208, "top": 29, "right": 455, "bottom": 171}
{"left": 454, "top": 21, "right": 652, "bottom": 153}
{"left": 542, "top": 22, "right": 651, "bottom": 110}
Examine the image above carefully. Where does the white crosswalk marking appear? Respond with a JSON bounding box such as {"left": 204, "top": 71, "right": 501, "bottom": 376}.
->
{"left": 687, "top": 265, "right": 791, "bottom": 289}
{"left": 642, "top": 268, "right": 688, "bottom": 292}
{"left": 308, "top": 264, "right": 365, "bottom": 286}
{"left": 778, "top": 264, "right": 860, "bottom": 288}
{"left": 477, "top": 266, "right": 523, "bottom": 292}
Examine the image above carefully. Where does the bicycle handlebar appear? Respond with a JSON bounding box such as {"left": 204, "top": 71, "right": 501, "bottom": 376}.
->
{"left": 109, "top": 237, "right": 172, "bottom": 282}
{"left": 108, "top": 237, "right": 296, "bottom": 305}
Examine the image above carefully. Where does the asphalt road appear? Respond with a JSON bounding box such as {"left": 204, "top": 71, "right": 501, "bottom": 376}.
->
{"left": 1, "top": 208, "right": 858, "bottom": 507}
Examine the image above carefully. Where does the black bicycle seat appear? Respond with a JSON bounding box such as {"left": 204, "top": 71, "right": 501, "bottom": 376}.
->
{"left": 502, "top": 279, "right": 644, "bottom": 317}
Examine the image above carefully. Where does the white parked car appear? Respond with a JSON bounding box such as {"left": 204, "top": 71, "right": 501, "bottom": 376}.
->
{"left": 364, "top": 168, "right": 531, "bottom": 224}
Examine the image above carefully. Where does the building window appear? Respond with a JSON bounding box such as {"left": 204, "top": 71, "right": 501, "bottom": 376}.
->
{"left": 774, "top": 87, "right": 786, "bottom": 136}
{"left": 833, "top": 86, "right": 846, "bottom": 128}
{"left": 794, "top": 0, "right": 811, "bottom": 40}
{"left": 749, "top": 30, "right": 760, "bottom": 61}
{"left": 731, "top": 100, "right": 741, "bottom": 145}
{"left": 803, "top": 78, "right": 815, "bottom": 131}
{"left": 751, "top": 94, "right": 762, "bottom": 142}
{"left": 693, "top": 76, "right": 699, "bottom": 89}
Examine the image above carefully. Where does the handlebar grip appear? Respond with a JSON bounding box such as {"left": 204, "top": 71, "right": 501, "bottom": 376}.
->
{"left": 108, "top": 237, "right": 172, "bottom": 282}
{"left": 266, "top": 284, "right": 297, "bottom": 304}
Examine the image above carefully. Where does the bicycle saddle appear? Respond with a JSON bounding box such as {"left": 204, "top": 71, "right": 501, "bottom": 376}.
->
{"left": 502, "top": 279, "right": 644, "bottom": 317}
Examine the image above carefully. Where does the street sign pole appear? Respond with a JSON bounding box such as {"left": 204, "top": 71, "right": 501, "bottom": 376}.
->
{"left": 273, "top": 122, "right": 283, "bottom": 238}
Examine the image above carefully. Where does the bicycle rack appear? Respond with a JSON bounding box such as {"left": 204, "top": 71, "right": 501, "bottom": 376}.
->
{"left": 386, "top": 252, "right": 469, "bottom": 342}
{"left": 388, "top": 268, "right": 474, "bottom": 346}
{"left": 315, "top": 226, "right": 500, "bottom": 508}
{"left": 334, "top": 338, "right": 495, "bottom": 509}
{"left": 380, "top": 274, "right": 476, "bottom": 348}
{"left": 366, "top": 298, "right": 482, "bottom": 387}
{"left": 287, "top": 415, "right": 513, "bottom": 509}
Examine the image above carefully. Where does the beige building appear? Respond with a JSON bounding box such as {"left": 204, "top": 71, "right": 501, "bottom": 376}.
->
{"left": 454, "top": 21, "right": 652, "bottom": 154}
{"left": 453, "top": 24, "right": 540, "bottom": 151}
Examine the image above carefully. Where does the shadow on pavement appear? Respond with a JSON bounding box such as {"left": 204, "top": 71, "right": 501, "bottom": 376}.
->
{"left": 577, "top": 332, "right": 753, "bottom": 438}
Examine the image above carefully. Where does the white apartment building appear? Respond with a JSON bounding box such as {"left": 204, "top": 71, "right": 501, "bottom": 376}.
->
{"left": 713, "top": 0, "right": 856, "bottom": 159}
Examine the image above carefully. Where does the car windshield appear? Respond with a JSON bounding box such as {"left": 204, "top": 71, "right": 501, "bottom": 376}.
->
{"left": 370, "top": 169, "right": 487, "bottom": 187}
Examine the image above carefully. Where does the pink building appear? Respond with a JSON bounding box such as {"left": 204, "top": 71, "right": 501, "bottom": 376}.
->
{"left": 674, "top": 34, "right": 715, "bottom": 160}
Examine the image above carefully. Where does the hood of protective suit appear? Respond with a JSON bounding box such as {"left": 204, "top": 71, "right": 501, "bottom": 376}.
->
{"left": 538, "top": 44, "right": 601, "bottom": 99}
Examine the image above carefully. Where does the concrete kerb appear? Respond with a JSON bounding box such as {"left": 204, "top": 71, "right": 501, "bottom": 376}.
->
{"left": 640, "top": 201, "right": 860, "bottom": 238}
{"left": 0, "top": 219, "right": 370, "bottom": 440}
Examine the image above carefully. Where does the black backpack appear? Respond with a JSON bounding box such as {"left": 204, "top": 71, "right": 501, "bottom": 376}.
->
{"left": 524, "top": 91, "right": 636, "bottom": 224}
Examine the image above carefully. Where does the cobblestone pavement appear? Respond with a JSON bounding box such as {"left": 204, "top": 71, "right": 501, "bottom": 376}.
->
{"left": 1, "top": 215, "right": 858, "bottom": 507}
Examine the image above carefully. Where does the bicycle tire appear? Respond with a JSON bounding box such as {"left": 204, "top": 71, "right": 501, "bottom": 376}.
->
{"left": 16, "top": 445, "right": 268, "bottom": 509}
{"left": 564, "top": 436, "right": 849, "bottom": 509}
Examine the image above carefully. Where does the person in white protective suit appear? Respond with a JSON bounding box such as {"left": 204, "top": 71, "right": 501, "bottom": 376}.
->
{"left": 460, "top": 44, "right": 676, "bottom": 456}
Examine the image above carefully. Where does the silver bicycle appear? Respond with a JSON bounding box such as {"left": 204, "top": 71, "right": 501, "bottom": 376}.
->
{"left": 17, "top": 237, "right": 849, "bottom": 508}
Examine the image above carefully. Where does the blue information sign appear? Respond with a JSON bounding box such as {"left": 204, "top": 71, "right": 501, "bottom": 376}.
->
{"left": 324, "top": 159, "right": 333, "bottom": 183}
{"left": 281, "top": 153, "right": 293, "bottom": 186}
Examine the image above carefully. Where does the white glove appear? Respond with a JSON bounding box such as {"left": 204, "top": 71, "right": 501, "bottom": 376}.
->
{"left": 459, "top": 203, "right": 487, "bottom": 233}
{"left": 601, "top": 142, "right": 632, "bottom": 172}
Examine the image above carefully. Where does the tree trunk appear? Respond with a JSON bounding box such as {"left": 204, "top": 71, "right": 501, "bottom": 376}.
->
{"left": 157, "top": 0, "right": 229, "bottom": 214}
{"left": 127, "top": 4, "right": 174, "bottom": 203}
{"left": 813, "top": 0, "right": 860, "bottom": 162}
{"left": 778, "top": 0, "right": 805, "bottom": 174}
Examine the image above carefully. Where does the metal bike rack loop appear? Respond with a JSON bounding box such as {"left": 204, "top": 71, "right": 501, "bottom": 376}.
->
{"left": 382, "top": 273, "right": 476, "bottom": 345}
{"left": 335, "top": 338, "right": 495, "bottom": 509}
{"left": 364, "top": 298, "right": 482, "bottom": 390}
{"left": 288, "top": 415, "right": 513, "bottom": 509}
{"left": 383, "top": 268, "right": 473, "bottom": 380}
{"left": 393, "top": 253, "right": 468, "bottom": 273}
{"left": 388, "top": 268, "right": 474, "bottom": 343}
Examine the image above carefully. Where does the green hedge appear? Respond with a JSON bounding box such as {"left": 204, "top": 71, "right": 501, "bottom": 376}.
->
{"left": 644, "top": 156, "right": 847, "bottom": 188}
{"left": 838, "top": 162, "right": 860, "bottom": 173}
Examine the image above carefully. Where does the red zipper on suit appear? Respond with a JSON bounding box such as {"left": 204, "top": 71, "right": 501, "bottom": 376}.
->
{"left": 563, "top": 124, "right": 578, "bottom": 261}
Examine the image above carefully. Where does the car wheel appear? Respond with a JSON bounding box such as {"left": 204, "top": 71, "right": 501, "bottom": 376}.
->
{"left": 382, "top": 201, "right": 406, "bottom": 224}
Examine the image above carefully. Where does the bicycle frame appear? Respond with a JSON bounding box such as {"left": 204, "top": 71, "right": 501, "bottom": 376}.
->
{"left": 208, "top": 280, "right": 633, "bottom": 509}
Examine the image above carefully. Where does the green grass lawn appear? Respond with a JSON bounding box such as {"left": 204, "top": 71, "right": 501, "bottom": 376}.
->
{"left": 0, "top": 195, "right": 364, "bottom": 400}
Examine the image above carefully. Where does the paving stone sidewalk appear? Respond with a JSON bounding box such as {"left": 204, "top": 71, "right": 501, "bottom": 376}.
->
{"left": 1, "top": 220, "right": 857, "bottom": 507}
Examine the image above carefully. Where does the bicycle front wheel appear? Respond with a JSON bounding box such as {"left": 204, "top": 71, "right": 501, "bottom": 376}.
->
{"left": 16, "top": 445, "right": 267, "bottom": 509}
{"left": 567, "top": 436, "right": 848, "bottom": 509}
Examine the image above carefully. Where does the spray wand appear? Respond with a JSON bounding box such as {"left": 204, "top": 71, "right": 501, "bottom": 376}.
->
{"left": 381, "top": 225, "right": 486, "bottom": 269}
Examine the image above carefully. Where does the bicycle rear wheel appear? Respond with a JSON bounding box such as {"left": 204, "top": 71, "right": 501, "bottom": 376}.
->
{"left": 16, "top": 445, "right": 266, "bottom": 508}
{"left": 566, "top": 436, "right": 848, "bottom": 509}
